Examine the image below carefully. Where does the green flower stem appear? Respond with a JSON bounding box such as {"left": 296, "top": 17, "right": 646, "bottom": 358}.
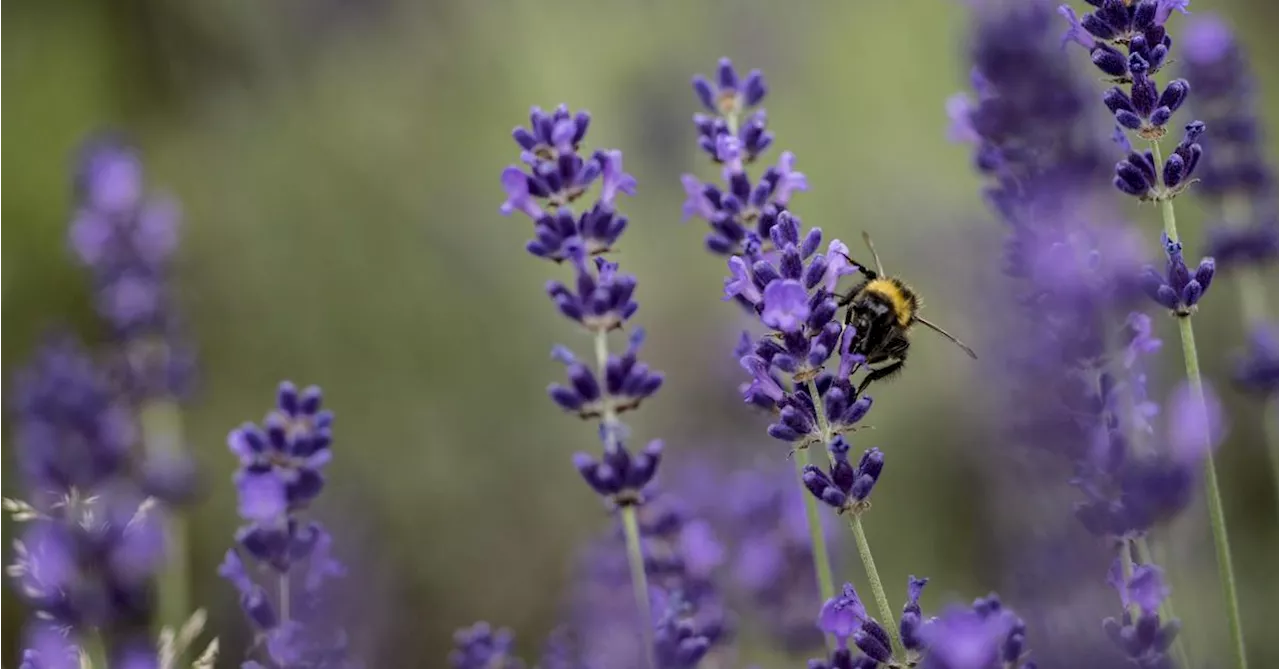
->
{"left": 84, "top": 632, "right": 110, "bottom": 668}
{"left": 139, "top": 396, "right": 190, "bottom": 634}
{"left": 847, "top": 513, "right": 906, "bottom": 661}
{"left": 794, "top": 451, "right": 838, "bottom": 649}
{"left": 621, "top": 505, "right": 656, "bottom": 669}
{"left": 800, "top": 381, "right": 840, "bottom": 627}
{"left": 1150, "top": 139, "right": 1248, "bottom": 669}
{"left": 595, "top": 328, "right": 655, "bottom": 669}
{"left": 804, "top": 380, "right": 903, "bottom": 660}
{"left": 1135, "top": 536, "right": 1191, "bottom": 668}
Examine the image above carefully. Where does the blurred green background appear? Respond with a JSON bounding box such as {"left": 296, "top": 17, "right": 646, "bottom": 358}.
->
{"left": 4, "top": 0, "right": 1277, "bottom": 666}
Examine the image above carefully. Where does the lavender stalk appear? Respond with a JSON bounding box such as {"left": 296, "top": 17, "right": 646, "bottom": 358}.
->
{"left": 684, "top": 58, "right": 848, "bottom": 634}
{"left": 1149, "top": 53, "right": 1248, "bottom": 669}
{"left": 1060, "top": 0, "right": 1248, "bottom": 664}
{"left": 499, "top": 104, "right": 665, "bottom": 668}
{"left": 71, "top": 136, "right": 200, "bottom": 634}
{"left": 807, "top": 377, "right": 901, "bottom": 657}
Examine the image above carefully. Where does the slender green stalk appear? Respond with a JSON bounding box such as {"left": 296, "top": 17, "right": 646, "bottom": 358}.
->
{"left": 1149, "top": 139, "right": 1248, "bottom": 669}
{"left": 1135, "top": 536, "right": 1191, "bottom": 668}
{"left": 807, "top": 377, "right": 903, "bottom": 658}
{"left": 83, "top": 631, "right": 110, "bottom": 668}
{"left": 139, "top": 396, "right": 190, "bottom": 633}
{"left": 594, "top": 329, "right": 655, "bottom": 669}
{"left": 794, "top": 453, "right": 838, "bottom": 637}
{"left": 847, "top": 514, "right": 905, "bottom": 660}
{"left": 621, "top": 506, "right": 656, "bottom": 669}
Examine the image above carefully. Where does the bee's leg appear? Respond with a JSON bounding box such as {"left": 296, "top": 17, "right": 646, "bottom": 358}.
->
{"left": 855, "top": 359, "right": 905, "bottom": 398}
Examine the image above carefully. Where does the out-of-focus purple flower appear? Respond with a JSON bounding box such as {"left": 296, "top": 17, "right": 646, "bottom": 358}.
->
{"left": 1166, "top": 381, "right": 1226, "bottom": 462}
{"left": 1102, "top": 556, "right": 1181, "bottom": 665}
{"left": 7, "top": 336, "right": 172, "bottom": 648}
{"left": 450, "top": 623, "right": 522, "bottom": 669}
{"left": 1182, "top": 13, "right": 1278, "bottom": 285}
{"left": 221, "top": 382, "right": 353, "bottom": 668}
{"left": 562, "top": 481, "right": 730, "bottom": 669}
{"left": 69, "top": 135, "right": 195, "bottom": 399}
{"left": 1139, "top": 232, "right": 1215, "bottom": 315}
{"left": 10, "top": 337, "right": 136, "bottom": 497}
{"left": 1234, "top": 326, "right": 1278, "bottom": 396}
{"left": 18, "top": 623, "right": 81, "bottom": 669}
{"left": 921, "top": 595, "right": 1033, "bottom": 669}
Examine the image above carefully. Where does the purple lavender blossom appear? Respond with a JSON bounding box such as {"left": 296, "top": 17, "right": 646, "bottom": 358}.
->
{"left": 669, "top": 459, "right": 831, "bottom": 651}
{"left": 808, "top": 579, "right": 932, "bottom": 668}
{"left": 69, "top": 135, "right": 196, "bottom": 400}
{"left": 7, "top": 338, "right": 169, "bottom": 655}
{"left": 450, "top": 623, "right": 523, "bottom": 669}
{"left": 1060, "top": 0, "right": 1208, "bottom": 201}
{"left": 1102, "top": 559, "right": 1181, "bottom": 665}
{"left": 220, "top": 382, "right": 353, "bottom": 668}
{"left": 10, "top": 337, "right": 136, "bottom": 498}
{"left": 500, "top": 106, "right": 636, "bottom": 260}
{"left": 920, "top": 595, "right": 1033, "bottom": 669}
{"left": 801, "top": 437, "right": 884, "bottom": 512}
{"left": 501, "top": 102, "right": 664, "bottom": 507}
{"left": 1234, "top": 326, "right": 1278, "bottom": 396}
{"left": 958, "top": 1, "right": 1197, "bottom": 663}
{"left": 563, "top": 484, "right": 731, "bottom": 669}
{"left": 1139, "top": 231, "right": 1215, "bottom": 315}
{"left": 682, "top": 58, "right": 808, "bottom": 256}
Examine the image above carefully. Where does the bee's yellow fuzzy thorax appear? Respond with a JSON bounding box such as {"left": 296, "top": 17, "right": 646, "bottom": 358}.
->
{"left": 865, "top": 278, "right": 916, "bottom": 328}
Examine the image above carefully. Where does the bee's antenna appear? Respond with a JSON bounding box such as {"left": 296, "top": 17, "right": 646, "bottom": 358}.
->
{"left": 915, "top": 316, "right": 979, "bottom": 359}
{"left": 861, "top": 231, "right": 886, "bottom": 277}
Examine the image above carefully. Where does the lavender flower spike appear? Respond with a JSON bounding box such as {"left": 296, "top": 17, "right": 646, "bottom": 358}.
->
{"left": 7, "top": 338, "right": 168, "bottom": 661}
{"left": 220, "top": 382, "right": 353, "bottom": 668}
{"left": 501, "top": 102, "right": 668, "bottom": 666}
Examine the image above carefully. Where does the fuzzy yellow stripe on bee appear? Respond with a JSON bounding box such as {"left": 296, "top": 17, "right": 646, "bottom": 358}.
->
{"left": 865, "top": 278, "right": 915, "bottom": 327}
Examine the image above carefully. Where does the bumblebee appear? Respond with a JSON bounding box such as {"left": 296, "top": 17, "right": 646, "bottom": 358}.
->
{"left": 838, "top": 232, "right": 977, "bottom": 397}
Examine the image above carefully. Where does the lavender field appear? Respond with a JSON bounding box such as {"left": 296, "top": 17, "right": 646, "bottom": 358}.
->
{"left": 3, "top": 1, "right": 1277, "bottom": 667}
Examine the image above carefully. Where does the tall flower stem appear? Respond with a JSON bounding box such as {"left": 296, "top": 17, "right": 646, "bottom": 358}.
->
{"left": 620, "top": 506, "right": 656, "bottom": 669}
{"left": 847, "top": 514, "right": 905, "bottom": 661}
{"left": 595, "top": 328, "right": 655, "bottom": 669}
{"left": 794, "top": 453, "right": 838, "bottom": 649}
{"left": 1150, "top": 139, "right": 1248, "bottom": 669}
{"left": 806, "top": 379, "right": 902, "bottom": 658}
{"left": 1135, "top": 536, "right": 1191, "bottom": 667}
{"left": 799, "top": 380, "right": 840, "bottom": 607}
{"left": 139, "top": 395, "right": 189, "bottom": 632}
